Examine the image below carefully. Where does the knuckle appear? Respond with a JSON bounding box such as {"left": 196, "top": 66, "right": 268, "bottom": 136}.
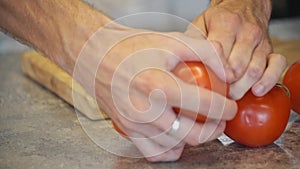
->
{"left": 211, "top": 41, "right": 223, "bottom": 57}
{"left": 243, "top": 23, "right": 263, "bottom": 43}
{"left": 223, "top": 12, "right": 242, "bottom": 25}
{"left": 273, "top": 53, "right": 287, "bottom": 68}
{"left": 207, "top": 41, "right": 224, "bottom": 62}
{"left": 232, "top": 61, "right": 247, "bottom": 77}
{"left": 136, "top": 70, "right": 178, "bottom": 101}
{"left": 135, "top": 73, "right": 164, "bottom": 95}
{"left": 247, "top": 65, "right": 264, "bottom": 80}
{"left": 248, "top": 23, "right": 263, "bottom": 37}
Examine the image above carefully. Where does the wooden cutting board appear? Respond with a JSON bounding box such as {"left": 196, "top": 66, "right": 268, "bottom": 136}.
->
{"left": 21, "top": 38, "right": 300, "bottom": 120}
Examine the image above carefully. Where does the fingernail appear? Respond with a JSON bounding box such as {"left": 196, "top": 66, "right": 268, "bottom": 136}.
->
{"left": 254, "top": 84, "right": 265, "bottom": 96}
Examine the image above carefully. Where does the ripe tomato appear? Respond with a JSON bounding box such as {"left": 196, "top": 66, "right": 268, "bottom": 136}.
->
{"left": 283, "top": 60, "right": 300, "bottom": 114}
{"left": 224, "top": 84, "right": 291, "bottom": 147}
{"left": 172, "top": 61, "right": 228, "bottom": 122}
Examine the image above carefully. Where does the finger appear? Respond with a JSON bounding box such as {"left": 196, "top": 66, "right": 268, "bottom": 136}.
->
{"left": 227, "top": 23, "right": 263, "bottom": 79}
{"left": 168, "top": 78, "right": 237, "bottom": 120}
{"left": 251, "top": 53, "right": 287, "bottom": 96}
{"left": 166, "top": 116, "right": 226, "bottom": 146}
{"left": 205, "top": 13, "right": 239, "bottom": 58}
{"left": 202, "top": 41, "right": 235, "bottom": 82}
{"left": 125, "top": 119, "right": 182, "bottom": 148}
{"left": 133, "top": 65, "right": 237, "bottom": 121}
{"left": 229, "top": 47, "right": 267, "bottom": 100}
{"left": 145, "top": 142, "right": 185, "bottom": 162}
{"left": 130, "top": 132, "right": 185, "bottom": 162}
{"left": 150, "top": 107, "right": 227, "bottom": 146}
{"left": 113, "top": 102, "right": 184, "bottom": 149}
{"left": 114, "top": 106, "right": 189, "bottom": 160}
{"left": 198, "top": 120, "right": 226, "bottom": 143}
{"left": 168, "top": 33, "right": 235, "bottom": 82}
{"left": 118, "top": 90, "right": 229, "bottom": 148}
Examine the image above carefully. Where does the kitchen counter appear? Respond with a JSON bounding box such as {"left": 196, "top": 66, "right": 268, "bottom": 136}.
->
{"left": 1, "top": 17, "right": 300, "bottom": 169}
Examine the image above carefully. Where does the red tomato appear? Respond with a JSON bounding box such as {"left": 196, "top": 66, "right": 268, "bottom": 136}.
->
{"left": 224, "top": 84, "right": 291, "bottom": 147}
{"left": 172, "top": 62, "right": 228, "bottom": 122}
{"left": 283, "top": 60, "right": 300, "bottom": 114}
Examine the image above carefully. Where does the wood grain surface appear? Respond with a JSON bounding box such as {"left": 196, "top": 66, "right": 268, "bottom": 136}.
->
{"left": 21, "top": 51, "right": 108, "bottom": 120}
{"left": 271, "top": 38, "right": 300, "bottom": 75}
{"left": 21, "top": 38, "right": 300, "bottom": 120}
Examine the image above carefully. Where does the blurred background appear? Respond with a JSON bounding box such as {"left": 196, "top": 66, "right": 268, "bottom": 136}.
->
{"left": 272, "top": 0, "right": 300, "bottom": 18}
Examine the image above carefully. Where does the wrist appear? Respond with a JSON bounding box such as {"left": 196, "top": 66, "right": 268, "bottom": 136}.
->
{"left": 53, "top": 3, "right": 133, "bottom": 75}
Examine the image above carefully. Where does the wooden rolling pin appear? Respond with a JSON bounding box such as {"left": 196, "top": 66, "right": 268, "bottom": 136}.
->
{"left": 21, "top": 51, "right": 109, "bottom": 120}
{"left": 21, "top": 38, "right": 300, "bottom": 120}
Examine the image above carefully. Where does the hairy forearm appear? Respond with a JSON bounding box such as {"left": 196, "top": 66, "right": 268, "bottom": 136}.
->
{"left": 210, "top": 0, "right": 272, "bottom": 6}
{"left": 0, "top": 0, "right": 111, "bottom": 74}
{"left": 209, "top": 0, "right": 272, "bottom": 20}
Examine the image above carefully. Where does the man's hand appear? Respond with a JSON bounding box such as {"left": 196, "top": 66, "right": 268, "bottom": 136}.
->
{"left": 186, "top": 0, "right": 287, "bottom": 100}
{"left": 0, "top": 0, "right": 238, "bottom": 162}
{"left": 74, "top": 25, "right": 237, "bottom": 161}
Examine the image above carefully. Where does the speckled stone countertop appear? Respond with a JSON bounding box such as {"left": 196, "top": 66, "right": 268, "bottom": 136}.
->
{"left": 1, "top": 18, "right": 300, "bottom": 169}
{"left": 1, "top": 54, "right": 300, "bottom": 169}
